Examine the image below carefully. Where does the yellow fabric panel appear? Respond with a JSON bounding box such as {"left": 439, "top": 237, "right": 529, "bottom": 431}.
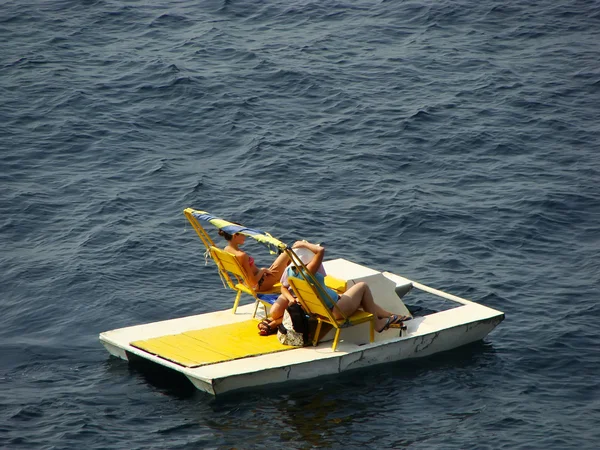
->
{"left": 258, "top": 282, "right": 282, "bottom": 294}
{"left": 130, "top": 320, "right": 293, "bottom": 368}
{"left": 337, "top": 310, "right": 373, "bottom": 326}
{"left": 211, "top": 248, "right": 244, "bottom": 277}
{"left": 288, "top": 275, "right": 374, "bottom": 350}
{"left": 324, "top": 275, "right": 347, "bottom": 293}
{"left": 290, "top": 277, "right": 374, "bottom": 327}
{"left": 235, "top": 283, "right": 253, "bottom": 295}
{"left": 292, "top": 280, "right": 333, "bottom": 319}
{"left": 189, "top": 209, "right": 287, "bottom": 251}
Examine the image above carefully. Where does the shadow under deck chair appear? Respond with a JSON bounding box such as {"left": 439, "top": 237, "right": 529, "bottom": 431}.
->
{"left": 209, "top": 246, "right": 281, "bottom": 317}
{"left": 288, "top": 276, "right": 375, "bottom": 351}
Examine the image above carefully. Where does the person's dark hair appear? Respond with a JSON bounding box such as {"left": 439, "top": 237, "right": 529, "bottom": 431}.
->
{"left": 218, "top": 229, "right": 234, "bottom": 241}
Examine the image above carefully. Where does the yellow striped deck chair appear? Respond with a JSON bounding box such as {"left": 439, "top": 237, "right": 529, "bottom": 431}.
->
{"left": 288, "top": 276, "right": 374, "bottom": 351}
{"left": 209, "top": 246, "right": 281, "bottom": 317}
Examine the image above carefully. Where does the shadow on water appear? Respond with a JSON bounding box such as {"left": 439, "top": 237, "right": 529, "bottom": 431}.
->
{"left": 203, "top": 342, "right": 503, "bottom": 448}
{"left": 124, "top": 352, "right": 198, "bottom": 399}
{"left": 397, "top": 339, "right": 498, "bottom": 373}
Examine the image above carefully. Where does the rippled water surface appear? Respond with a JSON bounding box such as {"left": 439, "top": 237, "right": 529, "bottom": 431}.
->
{"left": 2, "top": 0, "right": 600, "bottom": 448}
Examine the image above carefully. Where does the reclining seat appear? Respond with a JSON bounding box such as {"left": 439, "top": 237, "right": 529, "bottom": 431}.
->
{"left": 209, "top": 246, "right": 281, "bottom": 316}
{"left": 288, "top": 275, "right": 375, "bottom": 351}
{"left": 184, "top": 208, "right": 281, "bottom": 317}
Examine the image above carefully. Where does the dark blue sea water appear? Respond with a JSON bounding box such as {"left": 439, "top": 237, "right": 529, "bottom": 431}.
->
{"left": 2, "top": 0, "right": 600, "bottom": 448}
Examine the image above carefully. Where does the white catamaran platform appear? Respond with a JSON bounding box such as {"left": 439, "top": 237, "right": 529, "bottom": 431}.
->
{"left": 100, "top": 258, "right": 504, "bottom": 396}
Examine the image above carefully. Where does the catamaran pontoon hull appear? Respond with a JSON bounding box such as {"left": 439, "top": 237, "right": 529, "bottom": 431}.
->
{"left": 100, "top": 259, "right": 504, "bottom": 396}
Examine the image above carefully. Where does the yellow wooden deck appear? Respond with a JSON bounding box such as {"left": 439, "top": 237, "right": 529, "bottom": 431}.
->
{"left": 130, "top": 319, "right": 294, "bottom": 368}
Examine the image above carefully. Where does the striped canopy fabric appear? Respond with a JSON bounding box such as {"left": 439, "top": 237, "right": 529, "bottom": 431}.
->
{"left": 189, "top": 209, "right": 287, "bottom": 253}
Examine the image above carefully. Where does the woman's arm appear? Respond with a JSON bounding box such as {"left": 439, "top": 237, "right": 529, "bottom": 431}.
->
{"left": 281, "top": 284, "right": 296, "bottom": 304}
{"left": 236, "top": 251, "right": 262, "bottom": 289}
{"left": 292, "top": 241, "right": 325, "bottom": 275}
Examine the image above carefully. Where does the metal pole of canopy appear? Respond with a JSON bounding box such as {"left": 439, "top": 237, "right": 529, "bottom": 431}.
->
{"left": 184, "top": 208, "right": 215, "bottom": 251}
{"left": 411, "top": 280, "right": 473, "bottom": 306}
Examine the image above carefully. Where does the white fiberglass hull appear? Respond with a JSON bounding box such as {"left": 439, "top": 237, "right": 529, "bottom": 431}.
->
{"left": 99, "top": 259, "right": 504, "bottom": 396}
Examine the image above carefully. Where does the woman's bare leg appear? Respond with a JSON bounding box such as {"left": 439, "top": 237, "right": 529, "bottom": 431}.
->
{"left": 257, "top": 253, "right": 291, "bottom": 291}
{"left": 258, "top": 296, "right": 288, "bottom": 334}
{"left": 338, "top": 282, "right": 393, "bottom": 318}
{"left": 269, "top": 252, "right": 291, "bottom": 278}
{"left": 333, "top": 282, "right": 390, "bottom": 331}
{"left": 267, "top": 295, "right": 289, "bottom": 321}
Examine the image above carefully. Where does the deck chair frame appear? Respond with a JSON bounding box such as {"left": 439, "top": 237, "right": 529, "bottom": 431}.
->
{"left": 286, "top": 261, "right": 375, "bottom": 351}
{"left": 209, "top": 246, "right": 280, "bottom": 317}
{"left": 184, "top": 209, "right": 280, "bottom": 316}
{"left": 184, "top": 208, "right": 364, "bottom": 329}
{"left": 184, "top": 208, "right": 216, "bottom": 253}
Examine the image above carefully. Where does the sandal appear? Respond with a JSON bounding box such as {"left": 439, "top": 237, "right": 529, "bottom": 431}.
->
{"left": 387, "top": 314, "right": 406, "bottom": 328}
{"left": 378, "top": 315, "right": 405, "bottom": 333}
{"left": 257, "top": 319, "right": 277, "bottom": 336}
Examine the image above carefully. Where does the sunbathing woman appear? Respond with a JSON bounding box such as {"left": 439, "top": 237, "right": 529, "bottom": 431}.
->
{"left": 218, "top": 229, "right": 291, "bottom": 292}
{"left": 258, "top": 240, "right": 410, "bottom": 335}
{"left": 258, "top": 243, "right": 324, "bottom": 335}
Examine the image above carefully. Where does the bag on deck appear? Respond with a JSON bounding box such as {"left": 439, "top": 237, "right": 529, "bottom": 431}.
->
{"left": 277, "top": 302, "right": 309, "bottom": 347}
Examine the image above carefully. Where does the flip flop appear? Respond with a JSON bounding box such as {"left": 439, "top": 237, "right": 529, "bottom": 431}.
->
{"left": 386, "top": 314, "right": 405, "bottom": 329}
{"left": 378, "top": 315, "right": 396, "bottom": 333}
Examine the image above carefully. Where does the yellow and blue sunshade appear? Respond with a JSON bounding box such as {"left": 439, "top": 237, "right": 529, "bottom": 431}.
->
{"left": 190, "top": 209, "right": 287, "bottom": 254}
